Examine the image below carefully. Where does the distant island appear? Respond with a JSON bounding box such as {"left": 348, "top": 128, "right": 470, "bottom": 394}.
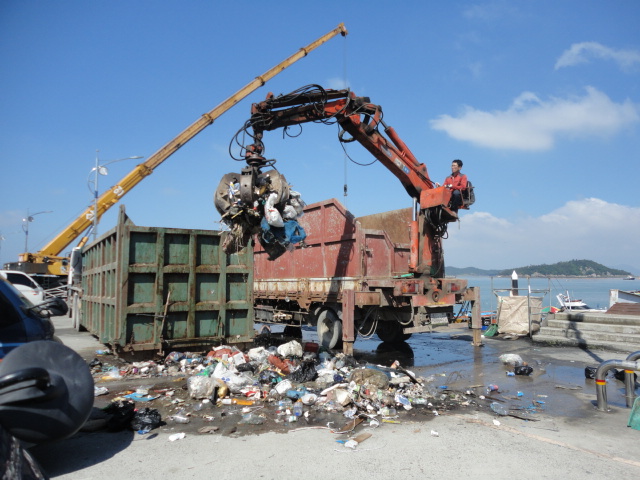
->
{"left": 448, "top": 259, "right": 633, "bottom": 277}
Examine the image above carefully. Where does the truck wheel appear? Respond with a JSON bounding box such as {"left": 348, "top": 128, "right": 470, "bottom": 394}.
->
{"left": 316, "top": 309, "right": 342, "bottom": 349}
{"left": 376, "top": 322, "right": 411, "bottom": 343}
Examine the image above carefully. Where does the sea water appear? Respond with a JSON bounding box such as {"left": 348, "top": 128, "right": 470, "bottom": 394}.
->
{"left": 456, "top": 275, "right": 638, "bottom": 312}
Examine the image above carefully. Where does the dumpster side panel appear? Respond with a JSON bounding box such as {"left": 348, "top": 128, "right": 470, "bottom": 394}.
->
{"left": 255, "top": 198, "right": 361, "bottom": 280}
{"left": 82, "top": 213, "right": 253, "bottom": 352}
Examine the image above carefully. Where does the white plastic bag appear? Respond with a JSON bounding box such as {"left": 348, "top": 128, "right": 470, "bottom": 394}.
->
{"left": 277, "top": 340, "right": 303, "bottom": 358}
{"left": 282, "top": 204, "right": 298, "bottom": 220}
{"left": 499, "top": 354, "right": 523, "bottom": 366}
{"left": 247, "top": 346, "right": 269, "bottom": 363}
{"left": 289, "top": 191, "right": 306, "bottom": 217}
{"left": 264, "top": 192, "right": 284, "bottom": 227}
{"left": 188, "top": 375, "right": 220, "bottom": 399}
{"left": 224, "top": 372, "right": 255, "bottom": 394}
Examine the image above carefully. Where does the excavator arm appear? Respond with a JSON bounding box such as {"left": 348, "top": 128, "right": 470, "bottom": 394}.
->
{"left": 230, "top": 85, "right": 463, "bottom": 276}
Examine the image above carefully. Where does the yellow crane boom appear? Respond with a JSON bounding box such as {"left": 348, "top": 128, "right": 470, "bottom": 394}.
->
{"left": 15, "top": 23, "right": 348, "bottom": 276}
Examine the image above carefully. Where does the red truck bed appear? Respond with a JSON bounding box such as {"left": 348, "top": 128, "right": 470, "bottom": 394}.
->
{"left": 254, "top": 198, "right": 411, "bottom": 281}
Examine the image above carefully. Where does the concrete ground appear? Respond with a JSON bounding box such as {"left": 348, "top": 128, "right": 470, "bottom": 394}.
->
{"left": 27, "top": 316, "right": 640, "bottom": 479}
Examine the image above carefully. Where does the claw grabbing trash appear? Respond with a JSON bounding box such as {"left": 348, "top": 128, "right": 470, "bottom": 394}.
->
{"left": 214, "top": 167, "right": 306, "bottom": 260}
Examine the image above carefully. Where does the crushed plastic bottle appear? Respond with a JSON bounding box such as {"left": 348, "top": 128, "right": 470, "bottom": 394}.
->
{"left": 172, "top": 410, "right": 190, "bottom": 424}
{"left": 293, "top": 400, "right": 303, "bottom": 417}
{"left": 239, "top": 412, "right": 265, "bottom": 425}
{"left": 490, "top": 402, "right": 509, "bottom": 416}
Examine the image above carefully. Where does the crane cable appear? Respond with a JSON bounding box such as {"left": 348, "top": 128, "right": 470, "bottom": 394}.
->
{"left": 342, "top": 34, "right": 349, "bottom": 205}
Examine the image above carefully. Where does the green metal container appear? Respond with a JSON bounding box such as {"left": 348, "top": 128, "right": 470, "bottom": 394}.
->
{"left": 81, "top": 206, "right": 253, "bottom": 354}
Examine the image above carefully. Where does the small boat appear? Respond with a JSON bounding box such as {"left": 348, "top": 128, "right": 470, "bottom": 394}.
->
{"left": 624, "top": 275, "right": 636, "bottom": 280}
{"left": 556, "top": 292, "right": 595, "bottom": 311}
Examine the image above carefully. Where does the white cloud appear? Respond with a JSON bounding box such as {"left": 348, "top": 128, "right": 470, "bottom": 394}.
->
{"left": 555, "top": 42, "right": 640, "bottom": 71}
{"left": 446, "top": 198, "right": 640, "bottom": 270}
{"left": 430, "top": 87, "right": 639, "bottom": 150}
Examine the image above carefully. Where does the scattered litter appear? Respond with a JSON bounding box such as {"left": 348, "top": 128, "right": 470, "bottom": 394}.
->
{"left": 168, "top": 433, "right": 186, "bottom": 441}
{"left": 490, "top": 402, "right": 509, "bottom": 416}
{"left": 239, "top": 412, "right": 266, "bottom": 425}
{"left": 198, "top": 426, "right": 219, "bottom": 434}
{"left": 493, "top": 419, "right": 501, "bottom": 426}
{"left": 94, "top": 386, "right": 109, "bottom": 396}
{"left": 131, "top": 408, "right": 162, "bottom": 433}
{"left": 430, "top": 430, "right": 439, "bottom": 437}
{"left": 347, "top": 432, "right": 372, "bottom": 449}
{"left": 124, "top": 392, "right": 160, "bottom": 402}
{"left": 555, "top": 384, "right": 582, "bottom": 390}
{"left": 499, "top": 354, "right": 523, "bottom": 366}
{"left": 86, "top": 328, "right": 553, "bottom": 444}
{"left": 514, "top": 365, "right": 533, "bottom": 376}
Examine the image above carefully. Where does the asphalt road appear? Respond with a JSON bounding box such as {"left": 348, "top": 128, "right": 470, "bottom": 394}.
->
{"left": 27, "top": 316, "right": 640, "bottom": 479}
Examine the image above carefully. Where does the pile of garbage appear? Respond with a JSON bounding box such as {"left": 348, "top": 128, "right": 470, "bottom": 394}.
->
{"left": 214, "top": 169, "right": 307, "bottom": 260}
{"left": 89, "top": 340, "right": 489, "bottom": 439}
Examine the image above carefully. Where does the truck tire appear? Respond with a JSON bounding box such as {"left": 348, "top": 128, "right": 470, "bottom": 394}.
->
{"left": 316, "top": 308, "right": 342, "bottom": 349}
{"left": 376, "top": 322, "right": 412, "bottom": 343}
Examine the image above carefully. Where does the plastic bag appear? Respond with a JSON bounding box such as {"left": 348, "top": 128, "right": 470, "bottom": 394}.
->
{"left": 188, "top": 375, "right": 221, "bottom": 399}
{"left": 104, "top": 400, "right": 136, "bottom": 432}
{"left": 499, "top": 354, "right": 523, "bottom": 366}
{"left": 223, "top": 372, "right": 255, "bottom": 394}
{"left": 289, "top": 191, "right": 306, "bottom": 216}
{"left": 248, "top": 346, "right": 269, "bottom": 363}
{"left": 277, "top": 340, "right": 303, "bottom": 358}
{"left": 265, "top": 192, "right": 284, "bottom": 227}
{"left": 282, "top": 204, "right": 298, "bottom": 220}
{"left": 514, "top": 365, "right": 533, "bottom": 376}
{"left": 287, "top": 361, "right": 318, "bottom": 383}
{"left": 131, "top": 408, "right": 162, "bottom": 432}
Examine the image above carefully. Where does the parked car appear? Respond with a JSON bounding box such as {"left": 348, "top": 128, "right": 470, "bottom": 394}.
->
{"left": 0, "top": 276, "right": 67, "bottom": 358}
{"left": 0, "top": 269, "right": 46, "bottom": 305}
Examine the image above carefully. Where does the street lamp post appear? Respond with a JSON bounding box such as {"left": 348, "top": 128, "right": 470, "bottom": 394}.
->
{"left": 89, "top": 151, "right": 143, "bottom": 241}
{"left": 22, "top": 210, "right": 53, "bottom": 253}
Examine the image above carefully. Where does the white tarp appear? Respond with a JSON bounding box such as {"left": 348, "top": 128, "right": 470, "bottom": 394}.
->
{"left": 497, "top": 296, "right": 543, "bottom": 335}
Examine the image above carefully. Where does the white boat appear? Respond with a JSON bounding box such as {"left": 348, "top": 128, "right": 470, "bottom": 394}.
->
{"left": 556, "top": 292, "right": 602, "bottom": 311}
{"left": 624, "top": 275, "right": 636, "bottom": 280}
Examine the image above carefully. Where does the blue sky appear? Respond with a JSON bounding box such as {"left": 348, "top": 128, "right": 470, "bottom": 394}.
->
{"left": 1, "top": 1, "right": 639, "bottom": 273}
